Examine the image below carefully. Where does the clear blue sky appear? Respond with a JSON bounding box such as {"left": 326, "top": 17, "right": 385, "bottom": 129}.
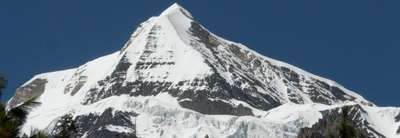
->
{"left": 0, "top": 0, "right": 399, "bottom": 106}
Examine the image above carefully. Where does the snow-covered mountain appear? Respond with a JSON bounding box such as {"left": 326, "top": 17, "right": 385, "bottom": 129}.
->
{"left": 8, "top": 3, "right": 400, "bottom": 138}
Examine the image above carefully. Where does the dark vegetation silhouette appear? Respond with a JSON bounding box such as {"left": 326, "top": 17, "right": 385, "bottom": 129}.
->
{"left": 297, "top": 106, "right": 363, "bottom": 138}
{"left": 0, "top": 74, "right": 139, "bottom": 138}
{"left": 0, "top": 75, "right": 5, "bottom": 96}
{"left": 0, "top": 75, "right": 20, "bottom": 138}
{"left": 337, "top": 107, "right": 358, "bottom": 138}
{"left": 52, "top": 114, "right": 77, "bottom": 138}
{"left": 0, "top": 75, "right": 48, "bottom": 138}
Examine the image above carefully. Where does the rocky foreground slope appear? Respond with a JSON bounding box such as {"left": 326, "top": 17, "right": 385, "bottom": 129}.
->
{"left": 8, "top": 3, "right": 400, "bottom": 138}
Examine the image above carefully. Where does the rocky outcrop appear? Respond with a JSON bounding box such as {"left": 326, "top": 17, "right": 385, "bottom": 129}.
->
{"left": 396, "top": 113, "right": 400, "bottom": 134}
{"left": 7, "top": 78, "right": 47, "bottom": 109}
{"left": 74, "top": 108, "right": 138, "bottom": 138}
{"left": 64, "top": 67, "right": 88, "bottom": 96}
{"left": 297, "top": 105, "right": 385, "bottom": 138}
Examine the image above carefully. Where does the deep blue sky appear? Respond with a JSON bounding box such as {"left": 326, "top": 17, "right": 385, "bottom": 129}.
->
{"left": 0, "top": 0, "right": 399, "bottom": 106}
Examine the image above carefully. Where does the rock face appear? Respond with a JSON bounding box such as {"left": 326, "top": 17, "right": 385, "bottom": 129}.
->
{"left": 8, "top": 3, "right": 400, "bottom": 138}
{"left": 73, "top": 108, "right": 138, "bottom": 138}
{"left": 297, "top": 105, "right": 385, "bottom": 138}
{"left": 396, "top": 114, "right": 400, "bottom": 134}
{"left": 397, "top": 114, "right": 400, "bottom": 122}
{"left": 7, "top": 78, "right": 47, "bottom": 109}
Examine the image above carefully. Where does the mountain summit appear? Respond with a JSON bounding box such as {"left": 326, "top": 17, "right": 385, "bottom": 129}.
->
{"left": 8, "top": 3, "right": 400, "bottom": 138}
{"left": 160, "top": 3, "right": 191, "bottom": 16}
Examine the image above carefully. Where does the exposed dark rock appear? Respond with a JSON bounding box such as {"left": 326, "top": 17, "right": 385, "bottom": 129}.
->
{"left": 287, "top": 89, "right": 305, "bottom": 104}
{"left": 281, "top": 67, "right": 300, "bottom": 83}
{"left": 179, "top": 9, "right": 193, "bottom": 19}
{"left": 331, "top": 86, "right": 354, "bottom": 101}
{"left": 299, "top": 79, "right": 361, "bottom": 105}
{"left": 83, "top": 58, "right": 281, "bottom": 116}
{"left": 180, "top": 98, "right": 253, "bottom": 116}
{"left": 397, "top": 127, "right": 400, "bottom": 135}
{"left": 50, "top": 114, "right": 78, "bottom": 138}
{"left": 252, "top": 59, "right": 262, "bottom": 68}
{"left": 396, "top": 114, "right": 400, "bottom": 134}
{"left": 315, "top": 80, "right": 355, "bottom": 102}
{"left": 186, "top": 21, "right": 282, "bottom": 114}
{"left": 297, "top": 105, "right": 385, "bottom": 138}
{"left": 83, "top": 55, "right": 131, "bottom": 105}
{"left": 192, "top": 18, "right": 373, "bottom": 114}
{"left": 306, "top": 86, "right": 333, "bottom": 105}
{"left": 229, "top": 44, "right": 241, "bottom": 57}
{"left": 70, "top": 76, "right": 87, "bottom": 96}
{"left": 7, "top": 78, "right": 47, "bottom": 109}
{"left": 189, "top": 21, "right": 220, "bottom": 48}
{"left": 64, "top": 76, "right": 88, "bottom": 96}
{"left": 297, "top": 128, "right": 324, "bottom": 138}
{"left": 395, "top": 113, "right": 400, "bottom": 122}
{"left": 84, "top": 71, "right": 262, "bottom": 116}
{"left": 73, "top": 108, "right": 138, "bottom": 138}
{"left": 229, "top": 44, "right": 253, "bottom": 62}
{"left": 135, "top": 61, "right": 175, "bottom": 70}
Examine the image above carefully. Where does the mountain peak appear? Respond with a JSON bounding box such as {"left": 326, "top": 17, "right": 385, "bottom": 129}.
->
{"left": 160, "top": 3, "right": 193, "bottom": 18}
{"left": 9, "top": 3, "right": 399, "bottom": 138}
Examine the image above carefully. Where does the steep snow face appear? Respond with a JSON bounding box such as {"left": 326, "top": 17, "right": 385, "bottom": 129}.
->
{"left": 80, "top": 2, "right": 373, "bottom": 115}
{"left": 9, "top": 3, "right": 400, "bottom": 138}
{"left": 13, "top": 52, "right": 121, "bottom": 134}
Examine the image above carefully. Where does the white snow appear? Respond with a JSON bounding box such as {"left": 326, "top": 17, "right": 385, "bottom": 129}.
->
{"left": 362, "top": 105, "right": 400, "bottom": 138}
{"left": 122, "top": 9, "right": 212, "bottom": 85}
{"left": 19, "top": 52, "right": 120, "bottom": 135}
{"left": 105, "top": 125, "right": 135, "bottom": 133}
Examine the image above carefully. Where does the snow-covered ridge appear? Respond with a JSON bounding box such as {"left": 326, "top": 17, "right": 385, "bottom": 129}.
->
{"left": 8, "top": 3, "right": 400, "bottom": 138}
